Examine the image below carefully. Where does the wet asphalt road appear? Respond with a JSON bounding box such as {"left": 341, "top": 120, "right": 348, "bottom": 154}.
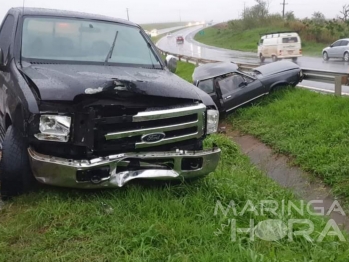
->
{"left": 156, "top": 26, "right": 187, "bottom": 35}
{"left": 157, "top": 25, "right": 349, "bottom": 94}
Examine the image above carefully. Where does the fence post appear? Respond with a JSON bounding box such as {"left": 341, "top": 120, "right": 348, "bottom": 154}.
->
{"left": 196, "top": 59, "right": 199, "bottom": 66}
{"left": 334, "top": 75, "right": 342, "bottom": 96}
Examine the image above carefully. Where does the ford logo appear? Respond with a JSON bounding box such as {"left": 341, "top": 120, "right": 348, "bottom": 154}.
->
{"left": 141, "top": 133, "right": 166, "bottom": 143}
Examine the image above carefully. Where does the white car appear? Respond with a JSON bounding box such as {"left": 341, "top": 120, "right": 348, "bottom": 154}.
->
{"left": 322, "top": 38, "right": 349, "bottom": 61}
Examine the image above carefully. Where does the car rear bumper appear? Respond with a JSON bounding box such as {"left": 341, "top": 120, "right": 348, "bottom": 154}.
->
{"left": 28, "top": 147, "right": 221, "bottom": 188}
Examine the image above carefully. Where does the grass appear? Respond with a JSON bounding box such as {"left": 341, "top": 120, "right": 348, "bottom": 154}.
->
{"left": 140, "top": 22, "right": 188, "bottom": 31}
{"left": 174, "top": 61, "right": 196, "bottom": 82}
{"left": 1, "top": 62, "right": 349, "bottom": 261}
{"left": 194, "top": 26, "right": 323, "bottom": 57}
{"left": 230, "top": 88, "right": 349, "bottom": 198}
{"left": 1, "top": 135, "right": 349, "bottom": 261}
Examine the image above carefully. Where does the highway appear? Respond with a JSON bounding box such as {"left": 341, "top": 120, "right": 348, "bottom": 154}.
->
{"left": 156, "top": 26, "right": 187, "bottom": 35}
{"left": 157, "top": 25, "right": 349, "bottom": 94}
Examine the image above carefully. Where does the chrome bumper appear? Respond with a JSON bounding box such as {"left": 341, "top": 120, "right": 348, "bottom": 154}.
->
{"left": 28, "top": 147, "right": 221, "bottom": 188}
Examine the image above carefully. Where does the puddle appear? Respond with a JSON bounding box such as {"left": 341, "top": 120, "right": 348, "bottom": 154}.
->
{"left": 223, "top": 124, "right": 349, "bottom": 232}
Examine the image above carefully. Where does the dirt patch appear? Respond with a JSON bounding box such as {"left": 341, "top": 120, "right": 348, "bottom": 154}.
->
{"left": 220, "top": 121, "right": 349, "bottom": 231}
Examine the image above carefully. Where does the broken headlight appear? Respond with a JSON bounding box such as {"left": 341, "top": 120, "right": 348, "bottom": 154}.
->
{"left": 206, "top": 109, "right": 219, "bottom": 134}
{"left": 35, "top": 115, "right": 71, "bottom": 142}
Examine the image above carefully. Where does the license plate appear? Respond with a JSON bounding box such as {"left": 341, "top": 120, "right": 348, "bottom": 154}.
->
{"left": 288, "top": 50, "right": 294, "bottom": 54}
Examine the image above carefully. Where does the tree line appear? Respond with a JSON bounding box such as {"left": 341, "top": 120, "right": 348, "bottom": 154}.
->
{"left": 226, "top": 0, "right": 349, "bottom": 44}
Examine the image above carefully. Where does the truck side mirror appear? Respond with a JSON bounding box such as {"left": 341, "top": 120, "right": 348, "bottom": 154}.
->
{"left": 165, "top": 55, "right": 177, "bottom": 73}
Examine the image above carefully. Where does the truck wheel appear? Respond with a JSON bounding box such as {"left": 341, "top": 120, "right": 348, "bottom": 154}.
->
{"left": 0, "top": 126, "right": 37, "bottom": 200}
{"left": 259, "top": 54, "right": 265, "bottom": 63}
{"left": 292, "top": 57, "right": 298, "bottom": 62}
{"left": 272, "top": 55, "right": 277, "bottom": 62}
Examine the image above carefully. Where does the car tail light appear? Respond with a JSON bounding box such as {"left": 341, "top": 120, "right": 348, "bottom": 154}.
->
{"left": 300, "top": 49, "right": 302, "bottom": 54}
{"left": 279, "top": 50, "right": 282, "bottom": 55}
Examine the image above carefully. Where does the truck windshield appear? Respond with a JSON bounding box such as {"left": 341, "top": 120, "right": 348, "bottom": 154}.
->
{"left": 21, "top": 17, "right": 161, "bottom": 68}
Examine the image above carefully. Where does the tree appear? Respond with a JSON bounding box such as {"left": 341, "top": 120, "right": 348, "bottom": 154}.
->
{"left": 285, "top": 11, "right": 295, "bottom": 21}
{"left": 339, "top": 4, "right": 349, "bottom": 22}
{"left": 312, "top": 12, "right": 326, "bottom": 25}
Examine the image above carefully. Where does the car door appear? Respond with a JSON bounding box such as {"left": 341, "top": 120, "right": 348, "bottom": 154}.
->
{"left": 0, "top": 15, "right": 15, "bottom": 130}
{"left": 328, "top": 40, "right": 342, "bottom": 58}
{"left": 217, "top": 73, "right": 264, "bottom": 112}
{"left": 340, "top": 40, "right": 349, "bottom": 57}
{"left": 196, "top": 78, "right": 224, "bottom": 111}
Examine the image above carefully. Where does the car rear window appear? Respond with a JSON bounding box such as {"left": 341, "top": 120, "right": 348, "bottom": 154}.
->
{"left": 282, "top": 37, "right": 298, "bottom": 43}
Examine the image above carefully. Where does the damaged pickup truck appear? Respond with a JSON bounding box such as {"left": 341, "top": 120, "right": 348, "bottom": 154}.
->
{"left": 0, "top": 8, "right": 221, "bottom": 199}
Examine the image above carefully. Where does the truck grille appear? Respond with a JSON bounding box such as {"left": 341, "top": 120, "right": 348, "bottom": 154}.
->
{"left": 94, "top": 103, "right": 206, "bottom": 152}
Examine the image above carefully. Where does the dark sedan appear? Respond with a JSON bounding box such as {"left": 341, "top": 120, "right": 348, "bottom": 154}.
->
{"left": 192, "top": 61, "right": 303, "bottom": 113}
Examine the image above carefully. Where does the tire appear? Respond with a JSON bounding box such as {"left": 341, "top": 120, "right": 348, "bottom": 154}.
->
{"left": 260, "top": 54, "right": 265, "bottom": 63}
{"left": 292, "top": 57, "right": 298, "bottom": 62}
{"left": 272, "top": 55, "right": 277, "bottom": 62}
{"left": 344, "top": 52, "right": 349, "bottom": 62}
{"left": 0, "top": 126, "right": 37, "bottom": 200}
{"left": 323, "top": 52, "right": 329, "bottom": 61}
{"left": 271, "top": 85, "right": 288, "bottom": 93}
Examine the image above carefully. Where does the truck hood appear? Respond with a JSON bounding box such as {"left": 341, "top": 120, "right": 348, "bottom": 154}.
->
{"left": 254, "top": 61, "right": 300, "bottom": 76}
{"left": 21, "top": 64, "right": 214, "bottom": 105}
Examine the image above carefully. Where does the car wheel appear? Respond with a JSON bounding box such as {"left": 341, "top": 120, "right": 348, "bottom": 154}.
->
{"left": 260, "top": 54, "right": 265, "bottom": 63}
{"left": 0, "top": 126, "right": 37, "bottom": 200}
{"left": 271, "top": 84, "right": 288, "bottom": 92}
{"left": 272, "top": 55, "right": 277, "bottom": 62}
{"left": 344, "top": 52, "right": 349, "bottom": 62}
{"left": 323, "top": 52, "right": 329, "bottom": 61}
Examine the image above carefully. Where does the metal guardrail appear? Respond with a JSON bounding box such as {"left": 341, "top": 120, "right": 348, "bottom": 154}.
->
{"left": 157, "top": 48, "right": 349, "bottom": 96}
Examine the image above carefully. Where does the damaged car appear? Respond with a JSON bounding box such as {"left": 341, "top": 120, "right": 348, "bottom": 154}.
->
{"left": 0, "top": 8, "right": 221, "bottom": 199}
{"left": 192, "top": 61, "right": 303, "bottom": 113}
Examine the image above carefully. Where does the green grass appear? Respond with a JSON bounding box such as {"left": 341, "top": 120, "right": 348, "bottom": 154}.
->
{"left": 140, "top": 22, "right": 188, "bottom": 31}
{"left": 194, "top": 27, "right": 323, "bottom": 57}
{"left": 1, "top": 135, "right": 349, "bottom": 261}
{"left": 1, "top": 63, "right": 349, "bottom": 261}
{"left": 175, "top": 61, "right": 196, "bottom": 82}
{"left": 230, "top": 88, "right": 349, "bottom": 198}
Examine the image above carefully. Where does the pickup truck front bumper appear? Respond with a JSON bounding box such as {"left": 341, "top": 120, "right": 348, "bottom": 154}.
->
{"left": 28, "top": 147, "right": 221, "bottom": 188}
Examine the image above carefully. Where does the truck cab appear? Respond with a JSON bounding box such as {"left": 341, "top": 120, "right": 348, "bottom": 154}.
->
{"left": 0, "top": 8, "right": 220, "bottom": 199}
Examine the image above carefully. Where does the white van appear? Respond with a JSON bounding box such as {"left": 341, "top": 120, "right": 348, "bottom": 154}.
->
{"left": 257, "top": 32, "right": 302, "bottom": 62}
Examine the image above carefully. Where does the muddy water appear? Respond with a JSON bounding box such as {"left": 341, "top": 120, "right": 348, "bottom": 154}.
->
{"left": 225, "top": 128, "right": 349, "bottom": 232}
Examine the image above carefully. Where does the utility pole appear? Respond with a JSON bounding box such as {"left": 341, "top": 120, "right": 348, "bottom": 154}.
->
{"left": 179, "top": 10, "right": 181, "bottom": 22}
{"left": 126, "top": 8, "right": 129, "bottom": 21}
{"left": 280, "top": 0, "right": 288, "bottom": 18}
{"left": 243, "top": 2, "right": 246, "bottom": 19}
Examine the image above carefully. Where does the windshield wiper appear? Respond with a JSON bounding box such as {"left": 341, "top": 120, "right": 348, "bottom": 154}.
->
{"left": 104, "top": 31, "right": 119, "bottom": 66}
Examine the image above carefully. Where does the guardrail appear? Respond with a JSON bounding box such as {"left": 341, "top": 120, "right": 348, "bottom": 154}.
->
{"left": 157, "top": 48, "right": 349, "bottom": 96}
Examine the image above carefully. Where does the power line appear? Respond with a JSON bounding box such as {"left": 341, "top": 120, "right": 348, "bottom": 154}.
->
{"left": 280, "top": 0, "right": 288, "bottom": 18}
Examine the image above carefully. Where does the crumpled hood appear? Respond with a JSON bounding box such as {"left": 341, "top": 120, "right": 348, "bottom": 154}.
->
{"left": 21, "top": 64, "right": 210, "bottom": 103}
{"left": 254, "top": 61, "right": 300, "bottom": 76}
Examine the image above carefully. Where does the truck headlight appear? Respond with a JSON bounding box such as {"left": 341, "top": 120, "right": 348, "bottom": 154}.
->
{"left": 206, "top": 109, "right": 219, "bottom": 134}
{"left": 35, "top": 115, "right": 71, "bottom": 142}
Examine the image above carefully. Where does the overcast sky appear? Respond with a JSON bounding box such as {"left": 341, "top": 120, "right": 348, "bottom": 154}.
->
{"left": 0, "top": 0, "right": 348, "bottom": 24}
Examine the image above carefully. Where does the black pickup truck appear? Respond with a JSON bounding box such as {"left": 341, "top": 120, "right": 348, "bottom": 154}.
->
{"left": 0, "top": 8, "right": 221, "bottom": 199}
